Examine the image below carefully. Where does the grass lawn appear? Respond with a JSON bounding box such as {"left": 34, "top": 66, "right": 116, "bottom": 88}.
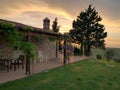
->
{"left": 0, "top": 59, "right": 120, "bottom": 90}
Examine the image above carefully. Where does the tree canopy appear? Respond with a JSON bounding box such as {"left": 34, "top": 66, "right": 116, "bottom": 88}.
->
{"left": 69, "top": 5, "right": 107, "bottom": 56}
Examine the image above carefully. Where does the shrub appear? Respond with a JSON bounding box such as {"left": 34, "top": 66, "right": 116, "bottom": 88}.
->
{"left": 96, "top": 54, "right": 102, "bottom": 59}
{"left": 113, "top": 58, "right": 120, "bottom": 63}
{"left": 74, "top": 47, "right": 81, "bottom": 56}
{"left": 105, "top": 49, "right": 115, "bottom": 61}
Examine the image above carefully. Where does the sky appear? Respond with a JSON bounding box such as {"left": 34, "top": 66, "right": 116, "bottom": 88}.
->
{"left": 0, "top": 0, "right": 120, "bottom": 48}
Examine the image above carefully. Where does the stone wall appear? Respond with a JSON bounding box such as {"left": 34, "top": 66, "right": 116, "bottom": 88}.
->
{"left": 31, "top": 36, "right": 57, "bottom": 62}
{"left": 0, "top": 38, "right": 13, "bottom": 59}
{"left": 0, "top": 35, "right": 57, "bottom": 62}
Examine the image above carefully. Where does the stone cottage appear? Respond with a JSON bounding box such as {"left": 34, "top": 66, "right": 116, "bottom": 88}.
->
{"left": 0, "top": 18, "right": 63, "bottom": 74}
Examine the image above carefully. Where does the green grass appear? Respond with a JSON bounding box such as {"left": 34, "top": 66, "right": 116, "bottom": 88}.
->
{"left": 0, "top": 59, "right": 120, "bottom": 90}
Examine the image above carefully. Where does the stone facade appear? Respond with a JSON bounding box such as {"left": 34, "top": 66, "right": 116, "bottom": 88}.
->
{"left": 0, "top": 18, "right": 61, "bottom": 63}
{"left": 0, "top": 38, "right": 13, "bottom": 59}
{"left": 0, "top": 36, "right": 57, "bottom": 62}
{"left": 31, "top": 36, "right": 57, "bottom": 62}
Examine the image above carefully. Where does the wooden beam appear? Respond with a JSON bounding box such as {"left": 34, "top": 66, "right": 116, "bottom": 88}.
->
{"left": 63, "top": 39, "right": 67, "bottom": 65}
{"left": 56, "top": 41, "right": 58, "bottom": 58}
{"left": 25, "top": 35, "right": 31, "bottom": 75}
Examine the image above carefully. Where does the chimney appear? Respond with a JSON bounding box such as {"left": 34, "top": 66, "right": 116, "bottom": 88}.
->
{"left": 43, "top": 17, "right": 50, "bottom": 31}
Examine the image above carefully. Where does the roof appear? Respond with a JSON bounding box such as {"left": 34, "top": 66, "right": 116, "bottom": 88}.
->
{"left": 0, "top": 19, "right": 63, "bottom": 37}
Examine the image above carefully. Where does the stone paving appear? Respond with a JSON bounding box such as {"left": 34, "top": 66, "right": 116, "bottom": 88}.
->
{"left": 0, "top": 54, "right": 89, "bottom": 84}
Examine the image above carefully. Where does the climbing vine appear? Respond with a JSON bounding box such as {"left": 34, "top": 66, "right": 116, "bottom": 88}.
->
{"left": 0, "top": 22, "right": 36, "bottom": 59}
{"left": 48, "top": 36, "right": 59, "bottom": 42}
{"left": 0, "top": 22, "right": 22, "bottom": 46}
{"left": 37, "top": 34, "right": 46, "bottom": 42}
{"left": 24, "top": 26, "right": 33, "bottom": 32}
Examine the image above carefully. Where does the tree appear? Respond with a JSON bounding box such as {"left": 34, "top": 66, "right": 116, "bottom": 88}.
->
{"left": 69, "top": 5, "right": 107, "bottom": 56}
{"left": 105, "top": 49, "right": 115, "bottom": 61}
{"left": 52, "top": 17, "right": 60, "bottom": 33}
{"left": 52, "top": 18, "right": 60, "bottom": 58}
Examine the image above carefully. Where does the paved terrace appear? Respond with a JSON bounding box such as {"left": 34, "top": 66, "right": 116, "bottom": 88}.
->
{"left": 0, "top": 54, "right": 89, "bottom": 84}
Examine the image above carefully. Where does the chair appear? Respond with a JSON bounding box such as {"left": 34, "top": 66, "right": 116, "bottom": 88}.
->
{"left": 17, "top": 55, "right": 24, "bottom": 69}
{"left": 0, "top": 58, "right": 10, "bottom": 72}
{"left": 3, "top": 59, "right": 10, "bottom": 72}
{"left": 10, "top": 50, "right": 18, "bottom": 70}
{"left": 0, "top": 59, "right": 4, "bottom": 70}
{"left": 10, "top": 58, "right": 18, "bottom": 71}
{"left": 10, "top": 55, "right": 24, "bottom": 71}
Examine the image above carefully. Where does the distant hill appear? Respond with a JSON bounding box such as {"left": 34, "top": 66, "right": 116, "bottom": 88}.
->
{"left": 91, "top": 47, "right": 120, "bottom": 59}
{"left": 106, "top": 48, "right": 120, "bottom": 58}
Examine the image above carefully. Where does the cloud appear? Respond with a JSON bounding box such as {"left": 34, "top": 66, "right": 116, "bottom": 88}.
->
{"left": 0, "top": 0, "right": 46, "bottom": 17}
{"left": 6, "top": 11, "right": 72, "bottom": 34}
{"left": 0, "top": 0, "right": 73, "bottom": 32}
{"left": 44, "top": 0, "right": 91, "bottom": 18}
{"left": 1, "top": 0, "right": 120, "bottom": 25}
{"left": 43, "top": 0, "right": 120, "bottom": 26}
{"left": 0, "top": 0, "right": 73, "bottom": 20}
{"left": 0, "top": 0, "right": 120, "bottom": 47}
{"left": 106, "top": 38, "right": 120, "bottom": 48}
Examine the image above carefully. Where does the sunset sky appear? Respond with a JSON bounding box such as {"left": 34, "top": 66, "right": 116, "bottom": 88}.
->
{"left": 0, "top": 0, "right": 120, "bottom": 48}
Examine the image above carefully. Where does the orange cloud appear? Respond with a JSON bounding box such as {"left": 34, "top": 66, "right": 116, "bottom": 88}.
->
{"left": 60, "top": 25, "right": 72, "bottom": 33}
{"left": 0, "top": 1, "right": 73, "bottom": 21}
{"left": 101, "top": 14, "right": 120, "bottom": 28}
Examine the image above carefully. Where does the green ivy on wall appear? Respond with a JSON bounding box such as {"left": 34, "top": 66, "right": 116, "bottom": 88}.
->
{"left": 37, "top": 34, "right": 46, "bottom": 42}
{"left": 0, "top": 22, "right": 36, "bottom": 59}
{"left": 0, "top": 22, "right": 22, "bottom": 46}
{"left": 48, "top": 36, "right": 58, "bottom": 42}
{"left": 24, "top": 26, "right": 33, "bottom": 32}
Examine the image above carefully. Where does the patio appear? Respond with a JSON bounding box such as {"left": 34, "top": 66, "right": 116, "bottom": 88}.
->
{"left": 0, "top": 54, "right": 88, "bottom": 84}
